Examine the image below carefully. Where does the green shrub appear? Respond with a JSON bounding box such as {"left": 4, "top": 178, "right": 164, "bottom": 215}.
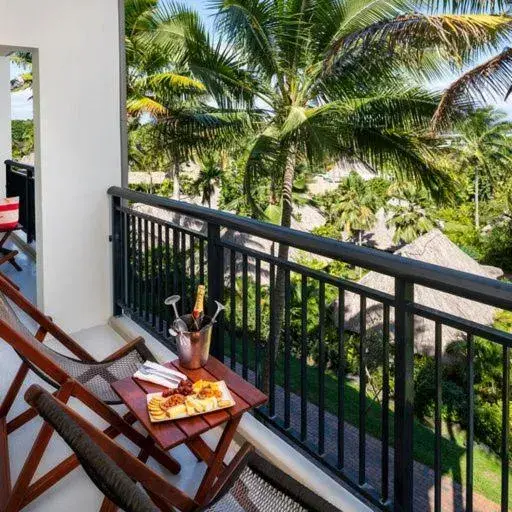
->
{"left": 481, "top": 223, "right": 512, "bottom": 273}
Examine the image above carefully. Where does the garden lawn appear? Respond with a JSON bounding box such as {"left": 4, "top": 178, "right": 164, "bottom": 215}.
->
{"left": 224, "top": 334, "right": 511, "bottom": 506}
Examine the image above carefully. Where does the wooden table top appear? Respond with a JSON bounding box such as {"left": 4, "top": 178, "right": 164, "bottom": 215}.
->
{"left": 111, "top": 357, "right": 267, "bottom": 451}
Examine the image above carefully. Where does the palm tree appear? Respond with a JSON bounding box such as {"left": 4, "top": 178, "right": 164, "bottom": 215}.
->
{"left": 452, "top": 107, "right": 512, "bottom": 229}
{"left": 387, "top": 185, "right": 438, "bottom": 244}
{"left": 201, "top": 0, "right": 512, "bottom": 355}
{"left": 10, "top": 52, "right": 33, "bottom": 94}
{"left": 331, "top": 173, "right": 379, "bottom": 244}
{"left": 125, "top": 1, "right": 253, "bottom": 199}
{"left": 192, "top": 156, "right": 223, "bottom": 208}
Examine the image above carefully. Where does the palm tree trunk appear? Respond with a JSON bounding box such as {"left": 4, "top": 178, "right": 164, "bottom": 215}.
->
{"left": 475, "top": 168, "right": 480, "bottom": 230}
{"left": 172, "top": 158, "right": 180, "bottom": 201}
{"left": 263, "top": 145, "right": 296, "bottom": 392}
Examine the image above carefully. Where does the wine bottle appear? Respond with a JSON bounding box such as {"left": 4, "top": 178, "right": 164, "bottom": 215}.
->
{"left": 192, "top": 285, "right": 205, "bottom": 331}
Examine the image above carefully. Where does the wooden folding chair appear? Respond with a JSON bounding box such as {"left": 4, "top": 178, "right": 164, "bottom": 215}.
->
{"left": 0, "top": 275, "right": 181, "bottom": 511}
{"left": 25, "top": 385, "right": 254, "bottom": 512}
{"left": 0, "top": 224, "right": 23, "bottom": 272}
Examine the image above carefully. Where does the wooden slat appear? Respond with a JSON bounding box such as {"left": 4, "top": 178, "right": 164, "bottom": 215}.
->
{"left": 0, "top": 417, "right": 11, "bottom": 508}
{"left": 203, "top": 357, "right": 267, "bottom": 408}
{"left": 134, "top": 377, "right": 211, "bottom": 439}
{"left": 111, "top": 378, "right": 186, "bottom": 451}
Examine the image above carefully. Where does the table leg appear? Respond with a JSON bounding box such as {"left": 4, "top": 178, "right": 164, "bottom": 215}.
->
{"left": 194, "top": 416, "right": 241, "bottom": 505}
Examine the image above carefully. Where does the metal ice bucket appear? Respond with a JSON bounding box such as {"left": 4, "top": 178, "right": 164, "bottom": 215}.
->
{"left": 172, "top": 314, "right": 213, "bottom": 369}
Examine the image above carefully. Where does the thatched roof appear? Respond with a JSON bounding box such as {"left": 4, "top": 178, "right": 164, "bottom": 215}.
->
{"left": 358, "top": 208, "right": 400, "bottom": 252}
{"left": 340, "top": 229, "right": 502, "bottom": 355}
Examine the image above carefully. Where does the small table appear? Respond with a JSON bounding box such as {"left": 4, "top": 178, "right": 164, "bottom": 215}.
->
{"left": 111, "top": 356, "right": 267, "bottom": 506}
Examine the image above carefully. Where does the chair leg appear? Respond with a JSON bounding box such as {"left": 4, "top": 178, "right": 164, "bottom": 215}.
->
{"left": 0, "top": 417, "right": 11, "bottom": 510}
{"left": 20, "top": 413, "right": 137, "bottom": 510}
{"left": 0, "top": 363, "right": 29, "bottom": 419}
{"left": 4, "top": 382, "right": 74, "bottom": 512}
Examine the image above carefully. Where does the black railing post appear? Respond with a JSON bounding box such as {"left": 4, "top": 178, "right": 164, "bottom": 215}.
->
{"left": 394, "top": 279, "right": 415, "bottom": 512}
{"left": 112, "top": 195, "right": 123, "bottom": 317}
{"left": 207, "top": 222, "right": 224, "bottom": 360}
{"left": 26, "top": 166, "right": 34, "bottom": 243}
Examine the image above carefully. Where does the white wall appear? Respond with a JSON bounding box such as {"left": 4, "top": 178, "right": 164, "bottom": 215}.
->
{"left": 0, "top": 0, "right": 123, "bottom": 332}
{"left": 0, "top": 57, "right": 11, "bottom": 196}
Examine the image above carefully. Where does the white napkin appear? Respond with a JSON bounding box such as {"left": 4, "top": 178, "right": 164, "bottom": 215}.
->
{"left": 144, "top": 361, "right": 187, "bottom": 380}
{"left": 133, "top": 361, "right": 187, "bottom": 388}
{"left": 133, "top": 370, "right": 178, "bottom": 388}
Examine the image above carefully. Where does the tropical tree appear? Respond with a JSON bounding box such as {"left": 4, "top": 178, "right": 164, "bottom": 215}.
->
{"left": 451, "top": 107, "right": 512, "bottom": 229}
{"left": 192, "top": 156, "right": 223, "bottom": 208}
{"left": 10, "top": 52, "right": 33, "bottom": 94}
{"left": 125, "top": 0, "right": 254, "bottom": 199}
{"left": 202, "top": 0, "right": 512, "bottom": 354}
{"left": 321, "top": 172, "right": 380, "bottom": 243}
{"left": 387, "top": 185, "right": 438, "bottom": 244}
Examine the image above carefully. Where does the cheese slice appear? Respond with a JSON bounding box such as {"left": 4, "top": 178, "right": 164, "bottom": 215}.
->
{"left": 167, "top": 404, "right": 186, "bottom": 419}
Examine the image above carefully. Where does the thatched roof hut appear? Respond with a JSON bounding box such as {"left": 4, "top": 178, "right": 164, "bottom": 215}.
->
{"left": 340, "top": 230, "right": 503, "bottom": 355}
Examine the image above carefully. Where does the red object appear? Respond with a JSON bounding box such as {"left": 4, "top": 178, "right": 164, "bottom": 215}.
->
{"left": 0, "top": 197, "right": 19, "bottom": 230}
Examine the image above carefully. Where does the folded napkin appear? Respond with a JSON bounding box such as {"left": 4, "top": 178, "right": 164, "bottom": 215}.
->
{"left": 133, "top": 361, "right": 187, "bottom": 388}
{"left": 133, "top": 370, "right": 178, "bottom": 388}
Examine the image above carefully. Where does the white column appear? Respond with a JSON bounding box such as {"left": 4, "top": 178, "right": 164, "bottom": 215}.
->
{"left": 0, "top": 56, "right": 11, "bottom": 198}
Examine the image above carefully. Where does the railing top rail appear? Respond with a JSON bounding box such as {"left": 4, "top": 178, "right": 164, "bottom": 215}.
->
{"left": 5, "top": 160, "right": 35, "bottom": 172}
{"left": 108, "top": 186, "right": 512, "bottom": 310}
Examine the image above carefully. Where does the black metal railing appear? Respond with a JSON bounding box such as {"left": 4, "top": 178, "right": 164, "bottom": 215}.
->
{"left": 109, "top": 186, "right": 512, "bottom": 512}
{"left": 5, "top": 160, "right": 35, "bottom": 243}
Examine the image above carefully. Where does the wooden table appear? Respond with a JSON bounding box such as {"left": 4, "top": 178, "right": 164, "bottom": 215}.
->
{"left": 111, "top": 356, "right": 267, "bottom": 506}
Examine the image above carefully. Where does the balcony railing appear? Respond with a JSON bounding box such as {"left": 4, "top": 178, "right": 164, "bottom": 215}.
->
{"left": 109, "top": 186, "right": 512, "bottom": 512}
{"left": 5, "top": 160, "right": 35, "bottom": 243}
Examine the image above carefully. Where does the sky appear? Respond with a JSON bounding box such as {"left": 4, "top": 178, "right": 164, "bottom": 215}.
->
{"left": 9, "top": 1, "right": 512, "bottom": 120}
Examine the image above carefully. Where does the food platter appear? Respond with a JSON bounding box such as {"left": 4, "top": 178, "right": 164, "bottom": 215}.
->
{"left": 146, "top": 379, "right": 235, "bottom": 423}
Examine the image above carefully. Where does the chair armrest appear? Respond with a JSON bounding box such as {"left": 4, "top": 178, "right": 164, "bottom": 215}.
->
{"left": 101, "top": 336, "right": 147, "bottom": 362}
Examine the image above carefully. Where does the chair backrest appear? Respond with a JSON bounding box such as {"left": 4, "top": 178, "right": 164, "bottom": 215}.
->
{"left": 0, "top": 273, "right": 97, "bottom": 388}
{"left": 26, "top": 386, "right": 158, "bottom": 512}
{"left": 0, "top": 272, "right": 95, "bottom": 362}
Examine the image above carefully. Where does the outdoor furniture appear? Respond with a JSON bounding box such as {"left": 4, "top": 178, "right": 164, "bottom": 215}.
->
{"left": 24, "top": 384, "right": 256, "bottom": 512}
{"left": 0, "top": 274, "right": 181, "bottom": 511}
{"left": 25, "top": 385, "right": 341, "bottom": 512}
{"left": 111, "top": 356, "right": 268, "bottom": 508}
{"left": 0, "top": 224, "right": 23, "bottom": 271}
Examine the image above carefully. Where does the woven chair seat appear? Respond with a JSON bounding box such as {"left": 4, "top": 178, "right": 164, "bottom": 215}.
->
{"left": 0, "top": 289, "right": 147, "bottom": 404}
{"left": 38, "top": 344, "right": 145, "bottom": 404}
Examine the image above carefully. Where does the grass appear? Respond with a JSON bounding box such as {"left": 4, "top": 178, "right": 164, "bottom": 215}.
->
{"left": 225, "top": 334, "right": 511, "bottom": 506}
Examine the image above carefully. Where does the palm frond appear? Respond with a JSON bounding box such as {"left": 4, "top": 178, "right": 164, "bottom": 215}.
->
{"left": 432, "top": 47, "right": 512, "bottom": 130}
{"left": 147, "top": 72, "right": 206, "bottom": 93}
{"left": 327, "top": 13, "right": 512, "bottom": 69}
{"left": 127, "top": 96, "right": 168, "bottom": 117}
{"left": 210, "top": 0, "right": 280, "bottom": 79}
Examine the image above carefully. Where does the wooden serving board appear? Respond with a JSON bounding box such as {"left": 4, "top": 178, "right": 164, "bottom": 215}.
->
{"left": 146, "top": 380, "right": 235, "bottom": 423}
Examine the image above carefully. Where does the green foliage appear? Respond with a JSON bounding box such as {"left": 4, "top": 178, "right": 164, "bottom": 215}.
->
{"left": 191, "top": 155, "right": 222, "bottom": 208}
{"left": 129, "top": 179, "right": 174, "bottom": 197}
{"left": 315, "top": 173, "right": 390, "bottom": 241}
{"left": 436, "top": 204, "right": 483, "bottom": 258}
{"left": 11, "top": 120, "right": 34, "bottom": 161}
{"left": 387, "top": 184, "right": 438, "bottom": 244}
{"left": 481, "top": 223, "right": 512, "bottom": 273}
